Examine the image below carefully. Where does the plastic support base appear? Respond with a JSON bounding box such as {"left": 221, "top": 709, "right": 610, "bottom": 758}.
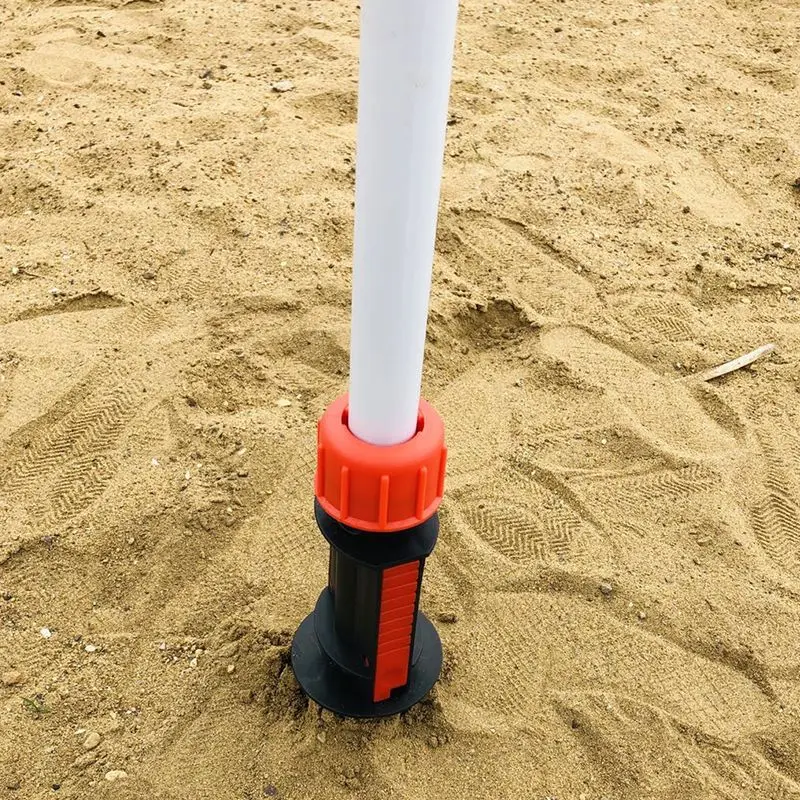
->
{"left": 291, "top": 606, "right": 442, "bottom": 718}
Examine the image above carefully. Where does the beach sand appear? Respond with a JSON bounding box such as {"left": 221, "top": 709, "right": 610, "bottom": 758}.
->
{"left": 2, "top": 0, "right": 800, "bottom": 797}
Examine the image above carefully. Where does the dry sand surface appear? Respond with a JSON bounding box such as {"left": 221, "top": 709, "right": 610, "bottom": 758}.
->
{"left": 2, "top": 0, "right": 800, "bottom": 797}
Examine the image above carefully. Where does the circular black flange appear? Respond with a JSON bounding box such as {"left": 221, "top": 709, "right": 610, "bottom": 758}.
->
{"left": 291, "top": 609, "right": 442, "bottom": 718}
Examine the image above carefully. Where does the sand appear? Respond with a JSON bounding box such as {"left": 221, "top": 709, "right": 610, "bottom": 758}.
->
{"left": 2, "top": 0, "right": 800, "bottom": 797}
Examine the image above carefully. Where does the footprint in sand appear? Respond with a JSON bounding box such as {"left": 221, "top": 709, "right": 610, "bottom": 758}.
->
{"left": 442, "top": 214, "right": 604, "bottom": 324}
{"left": 460, "top": 589, "right": 774, "bottom": 738}
{"left": 539, "top": 326, "right": 737, "bottom": 459}
{"left": 0, "top": 302, "right": 165, "bottom": 535}
{"left": 610, "top": 293, "right": 704, "bottom": 343}
{"left": 16, "top": 25, "right": 167, "bottom": 88}
{"left": 748, "top": 413, "right": 800, "bottom": 579}
{"left": 559, "top": 110, "right": 753, "bottom": 227}
{"left": 461, "top": 489, "right": 587, "bottom": 566}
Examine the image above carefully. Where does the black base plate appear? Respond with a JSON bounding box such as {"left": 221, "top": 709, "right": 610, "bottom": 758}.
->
{"left": 291, "top": 611, "right": 442, "bottom": 718}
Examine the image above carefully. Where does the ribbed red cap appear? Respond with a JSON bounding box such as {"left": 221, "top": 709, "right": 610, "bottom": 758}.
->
{"left": 315, "top": 395, "right": 446, "bottom": 533}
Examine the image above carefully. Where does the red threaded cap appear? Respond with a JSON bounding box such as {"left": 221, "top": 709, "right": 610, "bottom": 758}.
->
{"left": 315, "top": 395, "right": 446, "bottom": 533}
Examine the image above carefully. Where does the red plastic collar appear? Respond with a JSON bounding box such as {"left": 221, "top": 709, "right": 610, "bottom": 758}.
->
{"left": 315, "top": 395, "right": 446, "bottom": 533}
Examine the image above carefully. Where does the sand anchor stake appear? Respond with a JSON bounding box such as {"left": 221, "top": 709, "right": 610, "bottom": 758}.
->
{"left": 291, "top": 396, "right": 447, "bottom": 717}
{"left": 291, "top": 0, "right": 459, "bottom": 717}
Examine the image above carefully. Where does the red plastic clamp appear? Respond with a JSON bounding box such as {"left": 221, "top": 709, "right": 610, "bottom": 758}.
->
{"left": 315, "top": 395, "right": 447, "bottom": 533}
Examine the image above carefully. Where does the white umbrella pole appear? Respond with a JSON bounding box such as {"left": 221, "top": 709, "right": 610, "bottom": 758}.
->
{"left": 348, "top": 0, "right": 459, "bottom": 446}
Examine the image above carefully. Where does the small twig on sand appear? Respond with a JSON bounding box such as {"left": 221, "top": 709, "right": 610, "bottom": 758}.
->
{"left": 11, "top": 267, "right": 46, "bottom": 279}
{"left": 691, "top": 344, "right": 776, "bottom": 382}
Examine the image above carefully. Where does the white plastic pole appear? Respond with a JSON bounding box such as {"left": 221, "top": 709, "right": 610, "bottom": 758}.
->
{"left": 348, "top": 0, "right": 459, "bottom": 447}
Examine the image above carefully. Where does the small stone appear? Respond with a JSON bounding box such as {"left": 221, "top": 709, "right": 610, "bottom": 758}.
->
{"left": 84, "top": 644, "right": 98, "bottom": 653}
{"left": 599, "top": 582, "right": 614, "bottom": 596}
{"left": 142, "top": 271, "right": 156, "bottom": 280}
{"left": 40, "top": 627, "right": 52, "bottom": 639}
{"left": 637, "top": 610, "right": 647, "bottom": 621}
{"left": 217, "top": 641, "right": 239, "bottom": 658}
{"left": 316, "top": 731, "right": 326, "bottom": 743}
{"left": 781, "top": 286, "right": 793, "bottom": 294}
{"left": 49, "top": 287, "right": 60, "bottom": 296}
{"left": 275, "top": 398, "right": 292, "bottom": 408}
{"left": 226, "top": 663, "right": 236, "bottom": 674}
{"left": 436, "top": 612, "right": 458, "bottom": 624}
{"left": 428, "top": 735, "right": 439, "bottom": 748}
{"left": 83, "top": 731, "right": 101, "bottom": 750}
{"left": 682, "top": 205, "right": 690, "bottom": 214}
{"left": 2, "top": 670, "right": 22, "bottom": 686}
{"left": 237, "top": 469, "right": 249, "bottom": 478}
{"left": 271, "top": 80, "right": 294, "bottom": 93}
{"left": 72, "top": 752, "right": 97, "bottom": 770}
{"left": 189, "top": 657, "right": 198, "bottom": 668}
{"left": 5, "top": 778, "right": 20, "bottom": 790}
{"left": 105, "top": 770, "right": 128, "bottom": 782}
